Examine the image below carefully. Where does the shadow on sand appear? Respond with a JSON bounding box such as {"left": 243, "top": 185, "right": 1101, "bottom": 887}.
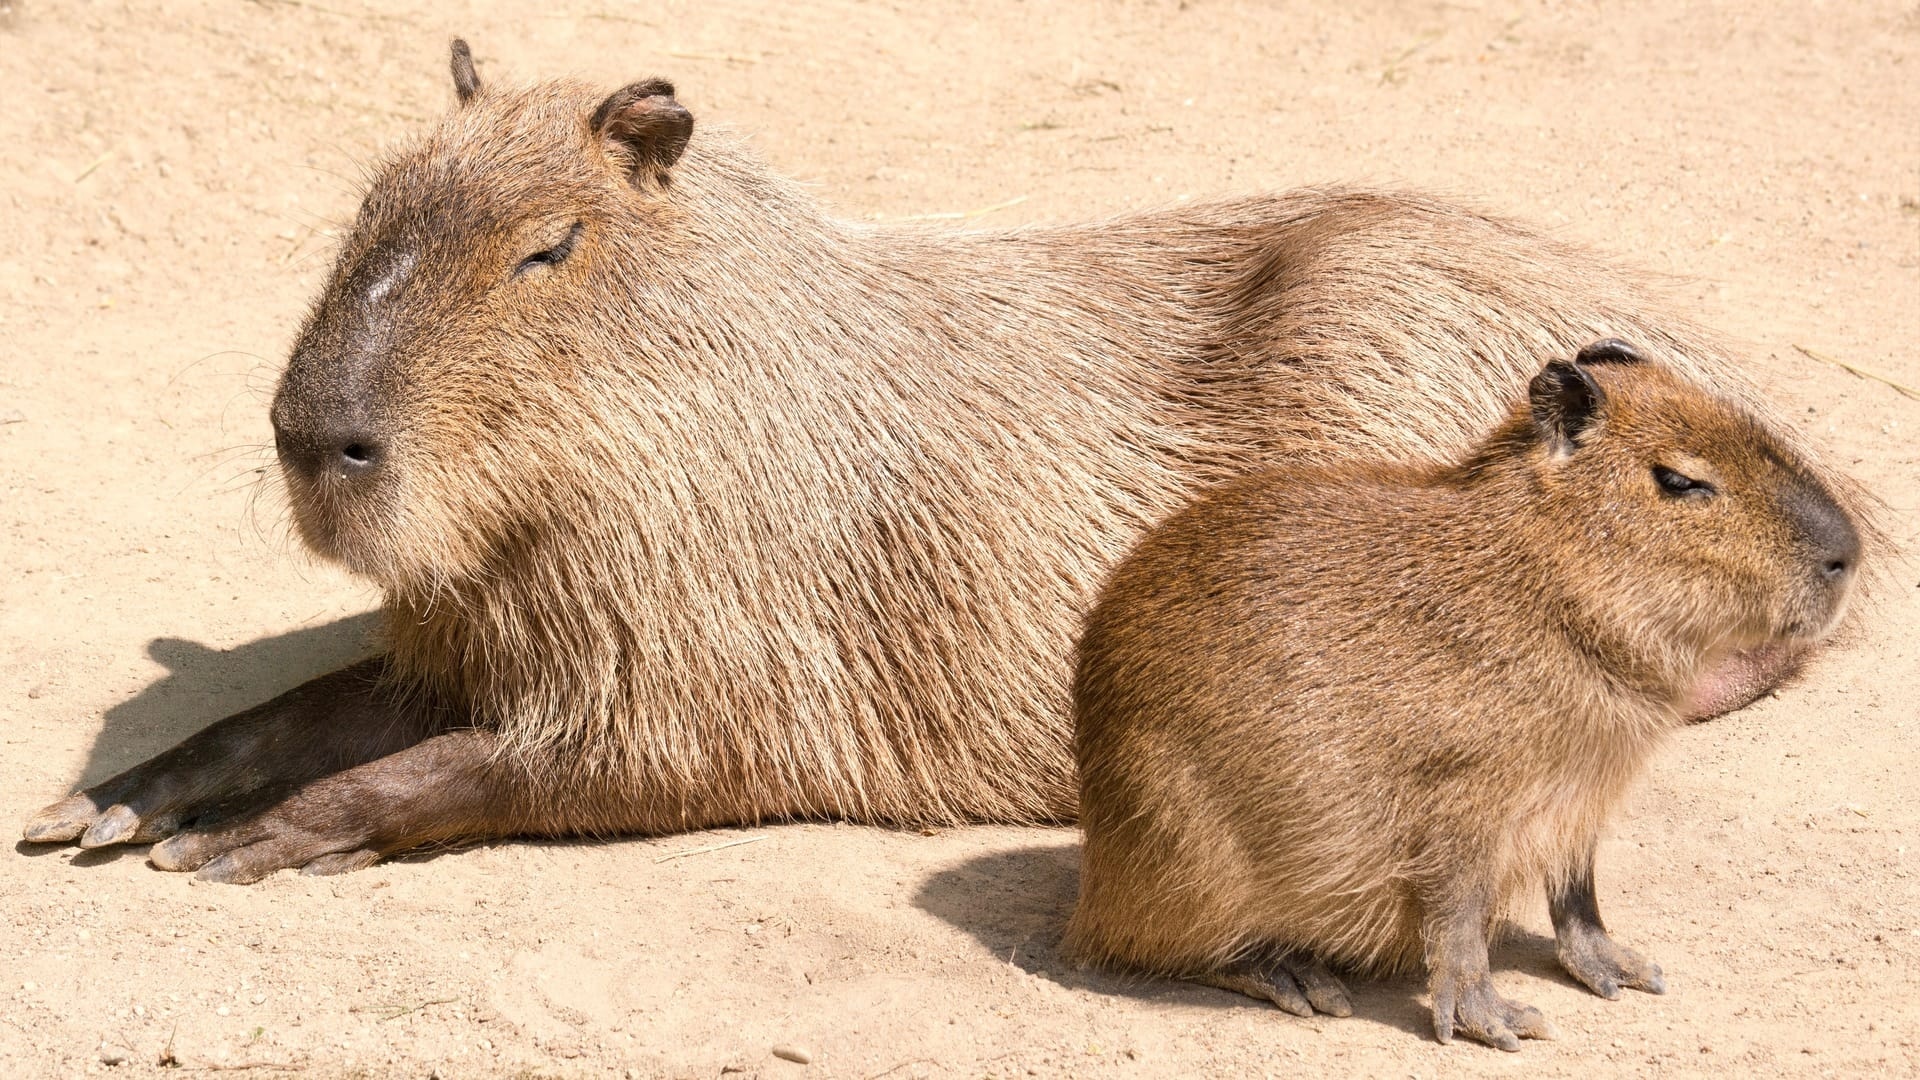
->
{"left": 913, "top": 840, "right": 1574, "bottom": 1045}
{"left": 64, "top": 611, "right": 382, "bottom": 791}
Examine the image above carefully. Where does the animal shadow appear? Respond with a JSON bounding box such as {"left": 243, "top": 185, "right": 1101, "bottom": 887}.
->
{"left": 913, "top": 840, "right": 1567, "bottom": 1044}
{"left": 66, "top": 612, "right": 382, "bottom": 790}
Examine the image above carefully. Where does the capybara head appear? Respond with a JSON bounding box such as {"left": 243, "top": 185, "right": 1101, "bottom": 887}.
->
{"left": 269, "top": 41, "right": 705, "bottom": 588}
{"left": 1503, "top": 337, "right": 1859, "bottom": 655}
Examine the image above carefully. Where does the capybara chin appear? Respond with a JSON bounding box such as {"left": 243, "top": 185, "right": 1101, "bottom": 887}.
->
{"left": 1064, "top": 339, "right": 1861, "bottom": 1051}
{"left": 22, "top": 42, "right": 1867, "bottom": 883}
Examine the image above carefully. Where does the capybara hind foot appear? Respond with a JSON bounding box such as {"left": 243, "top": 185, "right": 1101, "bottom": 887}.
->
{"left": 22, "top": 659, "right": 440, "bottom": 850}
{"left": 148, "top": 730, "right": 519, "bottom": 884}
{"left": 1197, "top": 950, "right": 1353, "bottom": 1018}
{"left": 1430, "top": 970, "right": 1556, "bottom": 1052}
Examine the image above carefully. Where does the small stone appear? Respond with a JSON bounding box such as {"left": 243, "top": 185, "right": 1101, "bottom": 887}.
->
{"left": 216, "top": 1005, "right": 230, "bottom": 1016}
{"left": 772, "top": 1044, "right": 812, "bottom": 1065}
{"left": 0, "top": 409, "right": 24, "bottom": 425}
{"left": 26, "top": 685, "right": 45, "bottom": 699}
{"left": 100, "top": 1050, "right": 126, "bottom": 1067}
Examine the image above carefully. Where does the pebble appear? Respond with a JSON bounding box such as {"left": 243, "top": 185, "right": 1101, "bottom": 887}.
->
{"left": 216, "top": 1005, "right": 230, "bottom": 1016}
{"left": 772, "top": 1044, "right": 812, "bottom": 1065}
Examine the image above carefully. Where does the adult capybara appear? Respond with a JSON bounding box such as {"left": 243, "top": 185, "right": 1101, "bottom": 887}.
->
{"left": 24, "top": 43, "right": 1858, "bottom": 881}
{"left": 1065, "top": 339, "right": 1861, "bottom": 1050}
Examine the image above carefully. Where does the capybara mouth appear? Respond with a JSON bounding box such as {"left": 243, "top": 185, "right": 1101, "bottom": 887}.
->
{"left": 278, "top": 465, "right": 394, "bottom": 576}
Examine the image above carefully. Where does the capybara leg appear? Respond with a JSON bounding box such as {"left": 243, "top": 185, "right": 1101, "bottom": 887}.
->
{"left": 1196, "top": 949, "right": 1353, "bottom": 1018}
{"left": 148, "top": 729, "right": 525, "bottom": 884}
{"left": 1549, "top": 846, "right": 1666, "bottom": 999}
{"left": 22, "top": 659, "right": 442, "bottom": 849}
{"left": 1685, "top": 641, "right": 1807, "bottom": 721}
{"left": 1424, "top": 885, "right": 1557, "bottom": 1051}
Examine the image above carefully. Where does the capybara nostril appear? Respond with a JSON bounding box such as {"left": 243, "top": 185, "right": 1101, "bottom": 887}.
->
{"left": 339, "top": 440, "right": 380, "bottom": 473}
{"left": 1787, "top": 481, "right": 1860, "bottom": 586}
{"left": 273, "top": 417, "right": 386, "bottom": 482}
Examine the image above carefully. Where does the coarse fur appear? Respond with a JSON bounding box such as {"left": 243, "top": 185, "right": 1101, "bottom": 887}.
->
{"left": 284, "top": 75, "right": 1827, "bottom": 826}
{"left": 21, "top": 45, "right": 1875, "bottom": 881}
{"left": 1064, "top": 344, "right": 1861, "bottom": 1048}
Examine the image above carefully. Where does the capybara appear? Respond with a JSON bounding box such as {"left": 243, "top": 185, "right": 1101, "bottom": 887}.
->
{"left": 23, "top": 44, "right": 1859, "bottom": 882}
{"left": 1065, "top": 339, "right": 1861, "bottom": 1050}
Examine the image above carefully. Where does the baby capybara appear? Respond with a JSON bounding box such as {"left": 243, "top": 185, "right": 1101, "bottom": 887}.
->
{"left": 1067, "top": 339, "right": 1860, "bottom": 1050}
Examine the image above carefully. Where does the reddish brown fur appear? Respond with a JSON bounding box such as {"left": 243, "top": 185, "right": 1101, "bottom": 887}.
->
{"left": 1065, "top": 347, "right": 1860, "bottom": 1048}
{"left": 20, "top": 46, "right": 1872, "bottom": 883}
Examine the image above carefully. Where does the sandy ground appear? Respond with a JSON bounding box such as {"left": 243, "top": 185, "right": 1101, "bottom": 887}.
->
{"left": 2, "top": 0, "right": 1917, "bottom": 1076}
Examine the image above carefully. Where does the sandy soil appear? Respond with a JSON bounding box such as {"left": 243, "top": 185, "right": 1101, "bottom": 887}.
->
{"left": 2, "top": 1, "right": 1917, "bottom": 1076}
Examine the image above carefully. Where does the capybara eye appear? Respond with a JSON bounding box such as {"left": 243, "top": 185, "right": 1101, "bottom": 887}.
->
{"left": 1653, "top": 465, "right": 1715, "bottom": 498}
{"left": 514, "top": 221, "right": 584, "bottom": 277}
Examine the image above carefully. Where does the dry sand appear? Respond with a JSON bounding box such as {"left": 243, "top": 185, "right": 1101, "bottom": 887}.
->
{"left": 1, "top": 1, "right": 1916, "bottom": 1076}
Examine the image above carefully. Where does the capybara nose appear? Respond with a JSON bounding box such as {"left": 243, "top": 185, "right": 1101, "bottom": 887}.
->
{"left": 1821, "top": 545, "right": 1857, "bottom": 585}
{"left": 273, "top": 416, "right": 385, "bottom": 482}
{"left": 1791, "top": 485, "right": 1860, "bottom": 587}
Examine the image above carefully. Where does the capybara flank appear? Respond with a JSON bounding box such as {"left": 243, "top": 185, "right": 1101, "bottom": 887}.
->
{"left": 24, "top": 43, "right": 1864, "bottom": 883}
{"left": 1065, "top": 339, "right": 1862, "bottom": 1050}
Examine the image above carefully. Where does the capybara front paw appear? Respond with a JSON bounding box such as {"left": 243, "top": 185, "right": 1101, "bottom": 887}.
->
{"left": 1431, "top": 973, "right": 1557, "bottom": 1052}
{"left": 1556, "top": 924, "right": 1666, "bottom": 999}
{"left": 148, "top": 794, "right": 384, "bottom": 885}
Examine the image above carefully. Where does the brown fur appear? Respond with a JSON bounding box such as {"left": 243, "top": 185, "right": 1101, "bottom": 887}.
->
{"left": 20, "top": 44, "right": 1872, "bottom": 882}
{"left": 282, "top": 72, "right": 1835, "bottom": 827}
{"left": 1064, "top": 345, "right": 1861, "bottom": 1048}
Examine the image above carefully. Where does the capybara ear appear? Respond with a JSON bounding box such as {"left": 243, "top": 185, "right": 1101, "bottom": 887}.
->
{"left": 591, "top": 79, "right": 694, "bottom": 188}
{"left": 1575, "top": 337, "right": 1645, "bottom": 367}
{"left": 1529, "top": 358, "right": 1609, "bottom": 456}
{"left": 450, "top": 39, "right": 482, "bottom": 104}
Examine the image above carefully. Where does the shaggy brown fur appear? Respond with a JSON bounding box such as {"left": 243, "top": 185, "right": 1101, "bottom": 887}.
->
{"left": 1065, "top": 340, "right": 1861, "bottom": 1050}
{"left": 21, "top": 44, "right": 1866, "bottom": 883}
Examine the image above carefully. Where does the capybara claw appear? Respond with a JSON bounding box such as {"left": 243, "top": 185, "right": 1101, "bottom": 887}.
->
{"left": 23, "top": 812, "right": 87, "bottom": 844}
{"left": 22, "top": 820, "right": 85, "bottom": 843}
{"left": 22, "top": 794, "right": 101, "bottom": 843}
{"left": 77, "top": 804, "right": 141, "bottom": 848}
{"left": 149, "top": 833, "right": 220, "bottom": 873}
